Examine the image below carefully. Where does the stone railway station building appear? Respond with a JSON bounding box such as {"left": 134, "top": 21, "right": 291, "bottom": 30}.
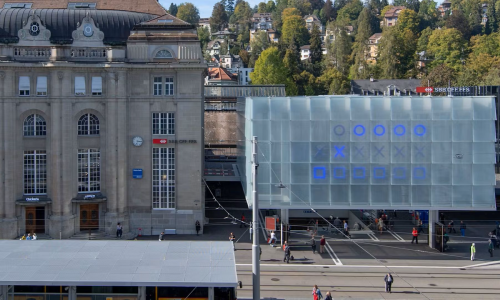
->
{"left": 0, "top": 0, "right": 206, "bottom": 238}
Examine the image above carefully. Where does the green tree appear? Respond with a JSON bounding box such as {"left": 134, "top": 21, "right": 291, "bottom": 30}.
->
{"left": 397, "top": 9, "right": 420, "bottom": 34}
{"left": 417, "top": 27, "right": 433, "bottom": 52}
{"left": 469, "top": 32, "right": 500, "bottom": 58}
{"left": 418, "top": 0, "right": 438, "bottom": 30}
{"left": 336, "top": 0, "right": 363, "bottom": 25}
{"left": 393, "top": 0, "right": 420, "bottom": 12}
{"left": 281, "top": 15, "right": 310, "bottom": 46}
{"left": 318, "top": 67, "right": 350, "bottom": 95}
{"left": 421, "top": 63, "right": 456, "bottom": 87}
{"left": 219, "top": 42, "right": 229, "bottom": 55}
{"left": 283, "top": 38, "right": 301, "bottom": 75}
{"left": 210, "top": 3, "right": 229, "bottom": 32}
{"left": 427, "top": 28, "right": 467, "bottom": 71}
{"left": 266, "top": 0, "right": 276, "bottom": 12}
{"left": 227, "top": 0, "right": 235, "bottom": 14}
{"left": 328, "top": 24, "right": 352, "bottom": 74}
{"left": 377, "top": 27, "right": 399, "bottom": 78}
{"left": 232, "top": 1, "right": 253, "bottom": 26}
{"left": 334, "top": 0, "right": 348, "bottom": 11}
{"left": 485, "top": 0, "right": 498, "bottom": 34}
{"left": 309, "top": 24, "right": 323, "bottom": 65}
{"left": 177, "top": 3, "right": 200, "bottom": 25}
{"left": 480, "top": 66, "right": 500, "bottom": 85}
{"left": 239, "top": 49, "right": 250, "bottom": 67}
{"left": 320, "top": 0, "right": 334, "bottom": 23}
{"left": 351, "top": 7, "right": 373, "bottom": 79}
{"left": 461, "top": 0, "right": 483, "bottom": 35}
{"left": 288, "top": 0, "right": 312, "bottom": 16}
{"left": 249, "top": 30, "right": 270, "bottom": 67}
{"left": 446, "top": 9, "right": 471, "bottom": 39}
{"left": 197, "top": 27, "right": 210, "bottom": 51}
{"left": 258, "top": 2, "right": 267, "bottom": 13}
{"left": 168, "top": 3, "right": 178, "bottom": 16}
{"left": 282, "top": 7, "right": 302, "bottom": 19}
{"left": 250, "top": 47, "right": 292, "bottom": 90}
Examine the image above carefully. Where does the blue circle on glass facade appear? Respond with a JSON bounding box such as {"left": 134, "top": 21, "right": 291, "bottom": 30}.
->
{"left": 353, "top": 125, "right": 365, "bottom": 136}
{"left": 374, "top": 125, "right": 385, "bottom": 136}
{"left": 414, "top": 124, "right": 426, "bottom": 136}
{"left": 333, "top": 125, "right": 345, "bottom": 136}
{"left": 394, "top": 125, "right": 406, "bottom": 136}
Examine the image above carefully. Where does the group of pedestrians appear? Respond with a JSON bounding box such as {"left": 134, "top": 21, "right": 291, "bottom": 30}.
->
{"left": 310, "top": 235, "right": 326, "bottom": 254}
{"left": 19, "top": 233, "right": 37, "bottom": 240}
{"left": 310, "top": 275, "right": 393, "bottom": 299}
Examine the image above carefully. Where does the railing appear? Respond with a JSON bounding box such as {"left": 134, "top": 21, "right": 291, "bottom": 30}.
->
{"left": 14, "top": 47, "right": 51, "bottom": 59}
{"left": 204, "top": 102, "right": 237, "bottom": 110}
{"left": 71, "top": 48, "right": 107, "bottom": 58}
{"left": 204, "top": 85, "right": 286, "bottom": 98}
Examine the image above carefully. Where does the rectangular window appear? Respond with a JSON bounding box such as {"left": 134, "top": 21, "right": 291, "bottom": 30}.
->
{"left": 19, "top": 76, "right": 30, "bottom": 96}
{"left": 91, "top": 77, "right": 102, "bottom": 96}
{"left": 78, "top": 149, "right": 100, "bottom": 192}
{"left": 24, "top": 150, "right": 47, "bottom": 195}
{"left": 36, "top": 76, "right": 47, "bottom": 96}
{"left": 153, "top": 77, "right": 162, "bottom": 96}
{"left": 152, "top": 113, "right": 175, "bottom": 135}
{"left": 152, "top": 148, "right": 175, "bottom": 209}
{"left": 165, "top": 77, "right": 174, "bottom": 95}
{"left": 75, "top": 76, "right": 86, "bottom": 96}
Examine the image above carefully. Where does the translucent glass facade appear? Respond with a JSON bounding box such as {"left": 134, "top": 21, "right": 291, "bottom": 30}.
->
{"left": 238, "top": 96, "right": 497, "bottom": 210}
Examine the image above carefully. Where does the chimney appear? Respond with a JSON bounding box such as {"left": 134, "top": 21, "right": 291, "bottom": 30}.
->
{"left": 369, "top": 74, "right": 375, "bottom": 82}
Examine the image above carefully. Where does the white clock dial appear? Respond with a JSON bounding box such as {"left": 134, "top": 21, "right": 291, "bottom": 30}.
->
{"left": 83, "top": 24, "right": 93, "bottom": 37}
{"left": 132, "top": 136, "right": 143, "bottom": 147}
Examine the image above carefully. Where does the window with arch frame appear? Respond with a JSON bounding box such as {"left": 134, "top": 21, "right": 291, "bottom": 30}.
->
{"left": 78, "top": 113, "right": 100, "bottom": 136}
{"left": 155, "top": 49, "right": 173, "bottom": 59}
{"left": 23, "top": 114, "right": 47, "bottom": 137}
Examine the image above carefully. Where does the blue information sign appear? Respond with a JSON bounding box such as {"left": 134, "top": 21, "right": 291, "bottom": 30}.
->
{"left": 132, "top": 169, "right": 143, "bottom": 179}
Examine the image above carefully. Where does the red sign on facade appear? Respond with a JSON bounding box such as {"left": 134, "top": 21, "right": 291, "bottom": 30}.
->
{"left": 416, "top": 87, "right": 434, "bottom": 93}
{"left": 153, "top": 139, "right": 168, "bottom": 144}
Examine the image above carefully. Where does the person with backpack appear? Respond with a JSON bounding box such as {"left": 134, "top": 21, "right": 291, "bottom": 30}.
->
{"left": 312, "top": 285, "right": 322, "bottom": 300}
{"left": 384, "top": 273, "right": 394, "bottom": 293}
{"left": 311, "top": 236, "right": 316, "bottom": 254}
{"left": 283, "top": 241, "right": 291, "bottom": 263}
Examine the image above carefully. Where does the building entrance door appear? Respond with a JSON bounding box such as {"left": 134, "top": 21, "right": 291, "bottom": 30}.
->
{"left": 25, "top": 206, "right": 45, "bottom": 234}
{"left": 80, "top": 204, "right": 99, "bottom": 230}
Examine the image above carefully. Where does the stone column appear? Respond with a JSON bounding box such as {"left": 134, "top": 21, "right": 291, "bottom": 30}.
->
{"left": 0, "top": 285, "right": 9, "bottom": 300}
{"left": 105, "top": 72, "right": 118, "bottom": 234}
{"left": 429, "top": 210, "right": 438, "bottom": 248}
{"left": 116, "top": 71, "right": 128, "bottom": 227}
{"left": 208, "top": 287, "right": 214, "bottom": 300}
{"left": 2, "top": 70, "right": 18, "bottom": 239}
{"left": 137, "top": 287, "right": 146, "bottom": 300}
{"left": 68, "top": 287, "right": 76, "bottom": 300}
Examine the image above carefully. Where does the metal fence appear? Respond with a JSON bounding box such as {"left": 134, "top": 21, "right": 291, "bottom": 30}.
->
{"left": 204, "top": 85, "right": 286, "bottom": 98}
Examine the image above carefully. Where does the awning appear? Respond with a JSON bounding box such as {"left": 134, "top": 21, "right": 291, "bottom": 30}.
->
{"left": 72, "top": 192, "right": 107, "bottom": 203}
{"left": 16, "top": 196, "right": 51, "bottom": 206}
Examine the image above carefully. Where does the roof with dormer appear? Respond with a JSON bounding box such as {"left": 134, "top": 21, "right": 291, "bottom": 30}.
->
{"left": 0, "top": 8, "right": 156, "bottom": 44}
{"left": 0, "top": 0, "right": 166, "bottom": 15}
{"left": 384, "top": 6, "right": 406, "bottom": 18}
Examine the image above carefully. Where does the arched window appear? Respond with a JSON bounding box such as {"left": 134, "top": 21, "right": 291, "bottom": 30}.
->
{"left": 78, "top": 113, "right": 100, "bottom": 136}
{"left": 155, "top": 49, "right": 173, "bottom": 59}
{"left": 23, "top": 114, "right": 46, "bottom": 136}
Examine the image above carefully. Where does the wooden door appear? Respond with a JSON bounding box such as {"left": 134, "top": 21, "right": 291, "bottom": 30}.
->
{"left": 80, "top": 204, "right": 99, "bottom": 230}
{"left": 25, "top": 207, "right": 36, "bottom": 234}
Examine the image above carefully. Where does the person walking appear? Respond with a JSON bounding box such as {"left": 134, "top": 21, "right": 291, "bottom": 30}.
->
{"left": 320, "top": 235, "right": 326, "bottom": 254}
{"left": 32, "top": 233, "right": 37, "bottom": 240}
{"left": 283, "top": 241, "right": 291, "bottom": 264}
{"left": 240, "top": 213, "right": 246, "bottom": 228}
{"left": 417, "top": 220, "right": 424, "bottom": 234}
{"left": 195, "top": 220, "right": 201, "bottom": 236}
{"left": 460, "top": 221, "right": 466, "bottom": 237}
{"left": 411, "top": 227, "right": 418, "bottom": 244}
{"left": 26, "top": 233, "right": 31, "bottom": 240}
{"left": 311, "top": 236, "right": 316, "bottom": 254}
{"left": 324, "top": 291, "right": 332, "bottom": 300}
{"left": 312, "top": 285, "right": 322, "bottom": 300}
{"left": 116, "top": 223, "right": 123, "bottom": 238}
{"left": 269, "top": 231, "right": 277, "bottom": 246}
{"left": 20, "top": 234, "right": 26, "bottom": 240}
{"left": 229, "top": 232, "right": 236, "bottom": 250}
{"left": 384, "top": 273, "right": 394, "bottom": 293}
{"left": 159, "top": 232, "right": 164, "bottom": 241}
{"left": 488, "top": 239, "right": 494, "bottom": 257}
{"left": 333, "top": 217, "right": 342, "bottom": 234}
{"left": 448, "top": 220, "right": 456, "bottom": 234}
{"left": 378, "top": 217, "right": 384, "bottom": 234}
{"left": 343, "top": 220, "right": 348, "bottom": 235}
{"left": 471, "top": 243, "right": 476, "bottom": 261}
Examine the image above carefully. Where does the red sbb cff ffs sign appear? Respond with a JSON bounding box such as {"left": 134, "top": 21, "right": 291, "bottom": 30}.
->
{"left": 152, "top": 139, "right": 197, "bottom": 144}
{"left": 416, "top": 87, "right": 434, "bottom": 93}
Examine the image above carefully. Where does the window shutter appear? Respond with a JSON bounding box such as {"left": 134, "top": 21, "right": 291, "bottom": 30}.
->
{"left": 75, "top": 76, "right": 86, "bottom": 95}
{"left": 19, "top": 76, "right": 30, "bottom": 90}
{"left": 36, "top": 76, "right": 47, "bottom": 94}
{"left": 91, "top": 77, "right": 102, "bottom": 94}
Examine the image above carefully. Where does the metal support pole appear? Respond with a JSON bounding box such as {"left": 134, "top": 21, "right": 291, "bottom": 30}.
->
{"left": 252, "top": 136, "right": 260, "bottom": 300}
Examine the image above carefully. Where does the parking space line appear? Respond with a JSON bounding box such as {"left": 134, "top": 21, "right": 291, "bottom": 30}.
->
{"left": 367, "top": 233, "right": 379, "bottom": 241}
{"left": 388, "top": 229, "right": 405, "bottom": 242}
{"left": 325, "top": 241, "right": 343, "bottom": 265}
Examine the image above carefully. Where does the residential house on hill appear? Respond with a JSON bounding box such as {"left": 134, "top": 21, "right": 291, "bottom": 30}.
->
{"left": 304, "top": 15, "right": 323, "bottom": 33}
{"left": 198, "top": 17, "right": 211, "bottom": 34}
{"left": 251, "top": 13, "right": 273, "bottom": 30}
{"left": 351, "top": 79, "right": 421, "bottom": 96}
{"left": 250, "top": 28, "right": 278, "bottom": 43}
{"left": 211, "top": 30, "right": 237, "bottom": 41}
{"left": 382, "top": 6, "right": 405, "bottom": 27}
{"left": 206, "top": 39, "right": 226, "bottom": 56}
{"left": 206, "top": 67, "right": 238, "bottom": 85}
{"left": 220, "top": 54, "right": 243, "bottom": 69}
{"left": 300, "top": 45, "right": 327, "bottom": 60}
{"left": 438, "top": 0, "right": 452, "bottom": 17}
{"left": 367, "top": 33, "right": 382, "bottom": 63}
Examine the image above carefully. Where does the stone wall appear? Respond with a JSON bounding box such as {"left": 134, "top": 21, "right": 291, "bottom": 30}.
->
{"left": 204, "top": 110, "right": 237, "bottom": 145}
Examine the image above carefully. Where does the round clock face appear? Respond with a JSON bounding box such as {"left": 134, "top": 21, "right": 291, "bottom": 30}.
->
{"left": 132, "top": 136, "right": 143, "bottom": 147}
{"left": 29, "top": 22, "right": 40, "bottom": 36}
{"left": 83, "top": 24, "right": 93, "bottom": 37}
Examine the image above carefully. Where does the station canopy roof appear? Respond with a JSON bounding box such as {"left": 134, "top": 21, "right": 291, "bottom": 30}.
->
{"left": 0, "top": 240, "right": 237, "bottom": 287}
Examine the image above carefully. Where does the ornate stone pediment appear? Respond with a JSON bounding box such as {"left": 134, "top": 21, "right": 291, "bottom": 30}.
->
{"left": 18, "top": 13, "right": 51, "bottom": 41}
{"left": 72, "top": 14, "right": 105, "bottom": 42}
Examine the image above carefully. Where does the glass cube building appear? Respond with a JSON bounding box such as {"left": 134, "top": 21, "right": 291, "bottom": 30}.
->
{"left": 237, "top": 96, "right": 497, "bottom": 210}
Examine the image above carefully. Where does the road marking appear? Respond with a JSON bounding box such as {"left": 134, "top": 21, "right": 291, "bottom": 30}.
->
{"left": 325, "top": 241, "right": 343, "bottom": 265}
{"left": 236, "top": 263, "right": 458, "bottom": 269}
{"left": 462, "top": 260, "right": 500, "bottom": 269}
{"left": 367, "top": 233, "right": 379, "bottom": 241}
{"left": 388, "top": 229, "right": 405, "bottom": 242}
